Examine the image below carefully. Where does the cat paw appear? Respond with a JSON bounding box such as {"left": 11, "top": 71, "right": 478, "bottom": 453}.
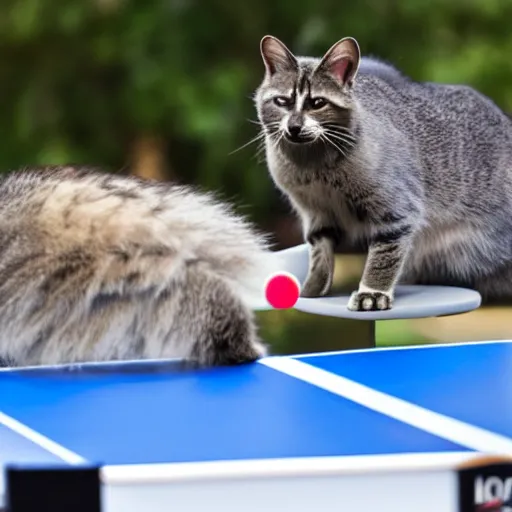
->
{"left": 347, "top": 290, "right": 393, "bottom": 311}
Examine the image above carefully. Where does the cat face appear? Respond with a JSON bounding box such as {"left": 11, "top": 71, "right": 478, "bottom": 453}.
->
{"left": 255, "top": 36, "right": 361, "bottom": 147}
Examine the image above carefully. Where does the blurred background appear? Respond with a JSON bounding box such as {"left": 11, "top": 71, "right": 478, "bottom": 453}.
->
{"left": 1, "top": 0, "right": 512, "bottom": 354}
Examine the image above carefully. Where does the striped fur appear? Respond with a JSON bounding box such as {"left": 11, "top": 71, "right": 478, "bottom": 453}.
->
{"left": 255, "top": 35, "right": 512, "bottom": 311}
{"left": 0, "top": 166, "right": 281, "bottom": 367}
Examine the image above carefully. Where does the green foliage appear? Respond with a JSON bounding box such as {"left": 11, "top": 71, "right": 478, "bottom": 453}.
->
{"left": 1, "top": 0, "right": 511, "bottom": 351}
{"left": 2, "top": 0, "right": 512, "bottom": 223}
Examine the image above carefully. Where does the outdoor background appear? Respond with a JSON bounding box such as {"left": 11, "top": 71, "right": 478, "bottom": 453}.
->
{"left": 1, "top": 0, "right": 512, "bottom": 355}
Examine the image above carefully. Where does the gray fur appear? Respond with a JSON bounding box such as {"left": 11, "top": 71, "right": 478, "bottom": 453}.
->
{"left": 255, "top": 35, "right": 512, "bottom": 311}
{"left": 0, "top": 166, "right": 281, "bottom": 367}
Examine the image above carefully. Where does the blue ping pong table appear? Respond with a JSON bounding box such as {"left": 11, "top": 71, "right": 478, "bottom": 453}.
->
{"left": 1, "top": 340, "right": 512, "bottom": 512}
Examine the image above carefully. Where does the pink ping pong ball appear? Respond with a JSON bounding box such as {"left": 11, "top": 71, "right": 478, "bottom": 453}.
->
{"left": 265, "top": 271, "right": 301, "bottom": 309}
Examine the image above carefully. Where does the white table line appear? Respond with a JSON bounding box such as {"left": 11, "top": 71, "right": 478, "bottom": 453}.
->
{"left": 0, "top": 411, "right": 86, "bottom": 464}
{"left": 260, "top": 357, "right": 512, "bottom": 454}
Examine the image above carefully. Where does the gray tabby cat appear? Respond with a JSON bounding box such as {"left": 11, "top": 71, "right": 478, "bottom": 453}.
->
{"left": 0, "top": 165, "right": 279, "bottom": 367}
{"left": 255, "top": 35, "right": 512, "bottom": 311}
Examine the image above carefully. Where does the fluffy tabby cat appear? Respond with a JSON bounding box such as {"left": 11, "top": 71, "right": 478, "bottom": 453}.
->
{"left": 255, "top": 35, "right": 512, "bottom": 311}
{"left": 0, "top": 165, "right": 280, "bottom": 367}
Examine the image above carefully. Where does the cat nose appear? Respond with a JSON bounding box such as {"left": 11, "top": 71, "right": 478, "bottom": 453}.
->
{"left": 287, "top": 123, "right": 302, "bottom": 138}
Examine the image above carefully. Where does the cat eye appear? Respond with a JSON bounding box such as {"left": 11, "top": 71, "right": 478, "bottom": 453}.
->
{"left": 273, "top": 96, "right": 291, "bottom": 107}
{"left": 310, "top": 97, "right": 328, "bottom": 109}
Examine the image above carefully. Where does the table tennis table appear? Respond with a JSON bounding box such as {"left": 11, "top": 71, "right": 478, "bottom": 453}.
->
{"left": 1, "top": 339, "right": 512, "bottom": 512}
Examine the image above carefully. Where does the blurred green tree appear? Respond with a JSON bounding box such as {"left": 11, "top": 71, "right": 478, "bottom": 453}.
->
{"left": 1, "top": 0, "right": 511, "bottom": 229}
{"left": 1, "top": 0, "right": 511, "bottom": 351}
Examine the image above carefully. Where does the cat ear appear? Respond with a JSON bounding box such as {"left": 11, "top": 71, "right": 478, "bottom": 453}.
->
{"left": 260, "top": 35, "right": 298, "bottom": 75}
{"left": 318, "top": 37, "right": 361, "bottom": 87}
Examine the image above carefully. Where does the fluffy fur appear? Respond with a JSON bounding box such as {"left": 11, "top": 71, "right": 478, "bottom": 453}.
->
{"left": 0, "top": 166, "right": 281, "bottom": 367}
{"left": 255, "top": 35, "right": 512, "bottom": 311}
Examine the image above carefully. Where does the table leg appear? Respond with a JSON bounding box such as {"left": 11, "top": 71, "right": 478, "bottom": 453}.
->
{"left": 359, "top": 320, "right": 376, "bottom": 349}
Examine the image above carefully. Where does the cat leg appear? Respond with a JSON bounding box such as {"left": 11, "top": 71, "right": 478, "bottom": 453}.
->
{"left": 348, "top": 224, "right": 413, "bottom": 311}
{"left": 301, "top": 225, "right": 341, "bottom": 298}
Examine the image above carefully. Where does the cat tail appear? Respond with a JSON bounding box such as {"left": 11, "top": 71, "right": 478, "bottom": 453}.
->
{"left": 0, "top": 242, "right": 268, "bottom": 366}
{"left": 85, "top": 248, "right": 270, "bottom": 366}
{"left": 169, "top": 260, "right": 267, "bottom": 366}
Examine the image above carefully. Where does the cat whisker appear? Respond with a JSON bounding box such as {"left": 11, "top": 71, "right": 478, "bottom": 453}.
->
{"left": 264, "top": 123, "right": 283, "bottom": 132}
{"left": 271, "top": 132, "right": 285, "bottom": 151}
{"left": 255, "top": 146, "right": 265, "bottom": 158}
{"left": 322, "top": 128, "right": 355, "bottom": 142}
{"left": 255, "top": 138, "right": 268, "bottom": 156}
{"left": 251, "top": 129, "right": 283, "bottom": 160}
{"left": 322, "top": 124, "right": 356, "bottom": 138}
{"left": 320, "top": 134, "right": 348, "bottom": 159}
{"left": 229, "top": 131, "right": 267, "bottom": 155}
{"left": 323, "top": 125, "right": 356, "bottom": 141}
{"left": 323, "top": 124, "right": 355, "bottom": 134}
{"left": 323, "top": 131, "right": 357, "bottom": 146}
{"left": 323, "top": 130, "right": 357, "bottom": 148}
{"left": 230, "top": 120, "right": 283, "bottom": 156}
{"left": 248, "top": 119, "right": 282, "bottom": 130}
{"left": 322, "top": 122, "right": 354, "bottom": 133}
